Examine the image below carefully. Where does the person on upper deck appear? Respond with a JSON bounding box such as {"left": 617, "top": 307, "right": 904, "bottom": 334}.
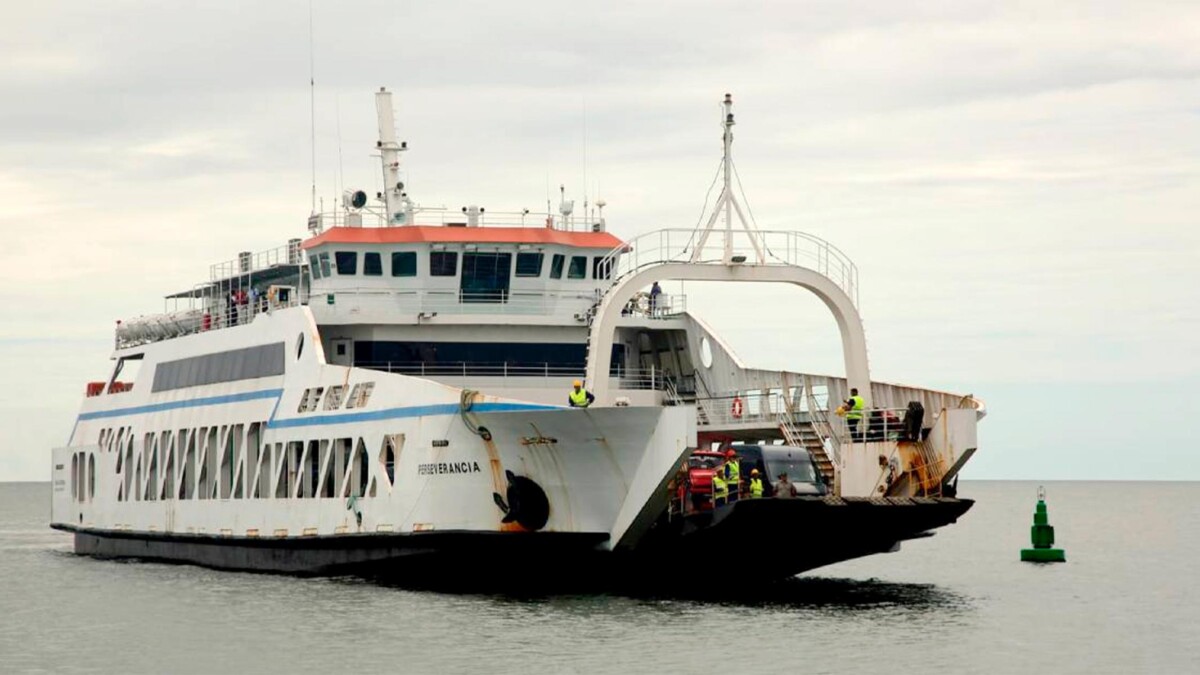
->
{"left": 649, "top": 282, "right": 662, "bottom": 316}
{"left": 844, "top": 387, "right": 865, "bottom": 439}
{"left": 568, "top": 380, "right": 595, "bottom": 408}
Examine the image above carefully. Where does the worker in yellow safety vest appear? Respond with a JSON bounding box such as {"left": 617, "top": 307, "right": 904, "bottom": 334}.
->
{"left": 711, "top": 467, "right": 728, "bottom": 507}
{"left": 749, "top": 469, "right": 763, "bottom": 498}
{"left": 844, "top": 387, "right": 865, "bottom": 439}
{"left": 568, "top": 380, "right": 595, "bottom": 408}
{"left": 723, "top": 448, "right": 741, "bottom": 501}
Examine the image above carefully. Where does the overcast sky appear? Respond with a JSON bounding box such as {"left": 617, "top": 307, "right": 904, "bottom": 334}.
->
{"left": 1, "top": 1, "right": 1197, "bottom": 481}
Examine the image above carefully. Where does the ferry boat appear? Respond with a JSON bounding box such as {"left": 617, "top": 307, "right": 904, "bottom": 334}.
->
{"left": 50, "top": 89, "right": 984, "bottom": 584}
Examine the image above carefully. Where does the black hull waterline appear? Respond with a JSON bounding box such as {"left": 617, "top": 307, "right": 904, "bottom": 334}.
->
{"left": 54, "top": 498, "right": 973, "bottom": 586}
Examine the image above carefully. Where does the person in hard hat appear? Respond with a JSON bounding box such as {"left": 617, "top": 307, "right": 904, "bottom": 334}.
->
{"left": 710, "top": 463, "right": 728, "bottom": 507}
{"left": 568, "top": 380, "right": 595, "bottom": 408}
{"left": 723, "top": 448, "right": 741, "bottom": 501}
{"left": 749, "top": 468, "right": 764, "bottom": 498}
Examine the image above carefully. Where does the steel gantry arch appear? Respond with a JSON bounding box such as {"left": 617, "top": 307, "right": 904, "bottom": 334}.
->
{"left": 584, "top": 261, "right": 872, "bottom": 407}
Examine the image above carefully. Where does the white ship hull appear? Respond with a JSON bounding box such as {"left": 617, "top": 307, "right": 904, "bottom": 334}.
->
{"left": 52, "top": 307, "right": 696, "bottom": 575}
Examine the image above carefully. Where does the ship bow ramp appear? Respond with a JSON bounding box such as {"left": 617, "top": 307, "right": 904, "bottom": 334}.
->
{"left": 470, "top": 405, "right": 694, "bottom": 549}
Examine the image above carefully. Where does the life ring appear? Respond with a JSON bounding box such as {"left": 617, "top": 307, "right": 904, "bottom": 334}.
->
{"left": 731, "top": 396, "right": 744, "bottom": 419}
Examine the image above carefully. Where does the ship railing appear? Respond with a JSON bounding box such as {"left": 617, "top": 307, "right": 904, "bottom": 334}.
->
{"left": 208, "top": 241, "right": 303, "bottom": 284}
{"left": 832, "top": 407, "right": 913, "bottom": 445}
{"left": 116, "top": 290, "right": 303, "bottom": 349}
{"left": 599, "top": 228, "right": 859, "bottom": 308}
{"left": 308, "top": 208, "right": 607, "bottom": 233}
{"left": 311, "top": 286, "right": 686, "bottom": 318}
{"left": 694, "top": 391, "right": 802, "bottom": 427}
{"left": 314, "top": 287, "right": 596, "bottom": 316}
{"left": 355, "top": 361, "right": 675, "bottom": 390}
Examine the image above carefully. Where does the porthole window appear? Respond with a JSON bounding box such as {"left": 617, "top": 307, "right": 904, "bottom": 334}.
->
{"left": 296, "top": 333, "right": 305, "bottom": 360}
{"left": 700, "top": 337, "right": 714, "bottom": 369}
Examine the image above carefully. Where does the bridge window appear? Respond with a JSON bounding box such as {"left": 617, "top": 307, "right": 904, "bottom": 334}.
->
{"left": 363, "top": 252, "right": 383, "bottom": 276}
{"left": 309, "top": 255, "right": 322, "bottom": 280}
{"left": 568, "top": 256, "right": 587, "bottom": 279}
{"left": 461, "top": 252, "right": 511, "bottom": 303}
{"left": 515, "top": 252, "right": 543, "bottom": 277}
{"left": 318, "top": 252, "right": 331, "bottom": 277}
{"left": 430, "top": 251, "right": 458, "bottom": 277}
{"left": 550, "top": 254, "right": 565, "bottom": 279}
{"left": 391, "top": 251, "right": 417, "bottom": 277}
{"left": 335, "top": 252, "right": 358, "bottom": 275}
{"left": 592, "top": 256, "right": 612, "bottom": 280}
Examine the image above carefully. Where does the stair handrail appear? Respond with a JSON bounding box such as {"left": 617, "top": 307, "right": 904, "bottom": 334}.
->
{"left": 691, "top": 371, "right": 718, "bottom": 427}
{"left": 805, "top": 386, "right": 843, "bottom": 467}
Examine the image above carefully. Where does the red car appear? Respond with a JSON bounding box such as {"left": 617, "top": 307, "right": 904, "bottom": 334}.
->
{"left": 682, "top": 450, "right": 727, "bottom": 512}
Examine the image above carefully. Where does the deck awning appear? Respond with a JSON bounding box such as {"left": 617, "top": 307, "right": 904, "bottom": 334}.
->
{"left": 164, "top": 264, "right": 302, "bottom": 299}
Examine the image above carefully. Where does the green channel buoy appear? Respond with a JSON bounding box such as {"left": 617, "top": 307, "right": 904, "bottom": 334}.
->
{"left": 1020, "top": 486, "right": 1066, "bottom": 563}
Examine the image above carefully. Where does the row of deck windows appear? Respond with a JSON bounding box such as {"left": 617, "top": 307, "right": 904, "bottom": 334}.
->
{"left": 310, "top": 250, "right": 611, "bottom": 281}
{"left": 98, "top": 421, "right": 398, "bottom": 502}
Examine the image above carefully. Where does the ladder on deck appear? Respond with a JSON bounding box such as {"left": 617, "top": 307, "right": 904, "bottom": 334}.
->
{"left": 779, "top": 416, "right": 837, "bottom": 488}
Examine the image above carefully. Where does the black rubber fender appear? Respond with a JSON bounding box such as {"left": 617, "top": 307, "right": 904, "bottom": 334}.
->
{"left": 492, "top": 470, "right": 550, "bottom": 531}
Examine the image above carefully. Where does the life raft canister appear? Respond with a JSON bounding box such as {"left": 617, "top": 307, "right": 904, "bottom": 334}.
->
{"left": 731, "top": 396, "right": 744, "bottom": 419}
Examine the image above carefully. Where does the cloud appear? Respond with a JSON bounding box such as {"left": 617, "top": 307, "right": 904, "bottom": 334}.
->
{"left": 1, "top": 0, "right": 1198, "bottom": 480}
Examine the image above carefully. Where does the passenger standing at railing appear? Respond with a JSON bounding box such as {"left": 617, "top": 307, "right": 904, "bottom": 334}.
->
{"left": 235, "top": 288, "right": 248, "bottom": 325}
{"left": 568, "top": 380, "right": 595, "bottom": 408}
{"left": 843, "top": 388, "right": 865, "bottom": 439}
{"left": 227, "top": 290, "right": 238, "bottom": 326}
{"left": 649, "top": 282, "right": 662, "bottom": 316}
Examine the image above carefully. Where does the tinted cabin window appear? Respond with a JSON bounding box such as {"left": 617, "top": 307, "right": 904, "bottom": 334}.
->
{"left": 309, "top": 255, "right": 322, "bottom": 280}
{"left": 318, "top": 252, "right": 331, "bottom": 277}
{"left": 430, "top": 252, "right": 458, "bottom": 277}
{"left": 568, "top": 256, "right": 587, "bottom": 279}
{"left": 363, "top": 252, "right": 382, "bottom": 276}
{"left": 593, "top": 256, "right": 612, "bottom": 280}
{"left": 550, "top": 254, "right": 565, "bottom": 279}
{"left": 392, "top": 252, "right": 417, "bottom": 277}
{"left": 460, "top": 252, "right": 511, "bottom": 303}
{"left": 151, "top": 343, "right": 286, "bottom": 392}
{"left": 515, "top": 252, "right": 543, "bottom": 277}
{"left": 335, "top": 252, "right": 358, "bottom": 275}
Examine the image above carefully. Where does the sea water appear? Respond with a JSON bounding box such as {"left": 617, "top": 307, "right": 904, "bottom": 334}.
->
{"left": 1, "top": 481, "right": 1195, "bottom": 674}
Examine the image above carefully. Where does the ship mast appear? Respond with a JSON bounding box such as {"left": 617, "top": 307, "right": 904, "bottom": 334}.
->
{"left": 689, "top": 93, "right": 765, "bottom": 264}
{"left": 375, "top": 87, "right": 410, "bottom": 225}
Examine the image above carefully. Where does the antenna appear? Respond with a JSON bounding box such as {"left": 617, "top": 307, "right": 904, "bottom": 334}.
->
{"left": 582, "top": 97, "right": 588, "bottom": 225}
{"left": 689, "top": 93, "right": 765, "bottom": 264}
{"left": 308, "top": 0, "right": 316, "bottom": 215}
{"left": 335, "top": 94, "right": 345, "bottom": 203}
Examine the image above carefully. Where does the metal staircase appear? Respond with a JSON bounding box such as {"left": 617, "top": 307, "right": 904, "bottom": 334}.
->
{"left": 778, "top": 414, "right": 837, "bottom": 489}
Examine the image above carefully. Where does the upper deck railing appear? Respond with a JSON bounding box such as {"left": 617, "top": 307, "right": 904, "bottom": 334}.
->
{"left": 308, "top": 208, "right": 607, "bottom": 233}
{"left": 208, "top": 242, "right": 303, "bottom": 284}
{"left": 599, "top": 228, "right": 859, "bottom": 307}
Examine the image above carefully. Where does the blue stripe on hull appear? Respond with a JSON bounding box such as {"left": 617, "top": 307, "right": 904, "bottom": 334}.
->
{"left": 74, "top": 387, "right": 561, "bottom": 428}
{"left": 76, "top": 388, "right": 285, "bottom": 421}
{"left": 266, "top": 402, "right": 561, "bottom": 429}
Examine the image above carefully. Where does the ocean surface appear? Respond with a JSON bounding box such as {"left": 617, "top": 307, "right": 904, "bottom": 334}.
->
{"left": 1, "top": 480, "right": 1195, "bottom": 674}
